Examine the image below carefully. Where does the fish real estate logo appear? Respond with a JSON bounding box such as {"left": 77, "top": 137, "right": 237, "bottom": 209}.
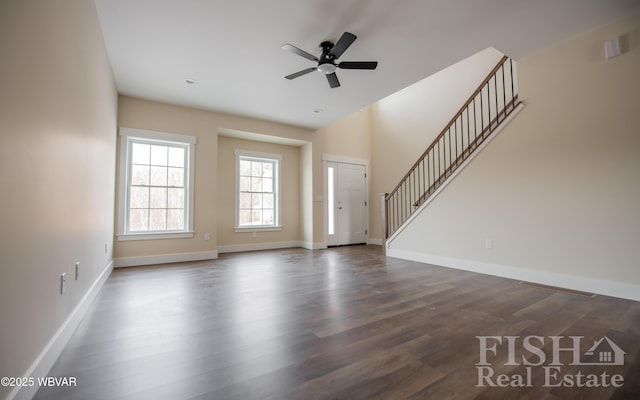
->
{"left": 476, "top": 335, "right": 626, "bottom": 388}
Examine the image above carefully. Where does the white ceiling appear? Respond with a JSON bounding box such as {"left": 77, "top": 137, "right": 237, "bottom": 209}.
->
{"left": 94, "top": 0, "right": 639, "bottom": 130}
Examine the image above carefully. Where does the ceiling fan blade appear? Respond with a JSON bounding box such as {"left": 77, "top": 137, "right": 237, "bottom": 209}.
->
{"left": 329, "top": 32, "right": 357, "bottom": 59}
{"left": 281, "top": 44, "right": 319, "bottom": 62}
{"left": 338, "top": 61, "right": 378, "bottom": 70}
{"left": 326, "top": 72, "right": 340, "bottom": 88}
{"left": 285, "top": 67, "right": 317, "bottom": 80}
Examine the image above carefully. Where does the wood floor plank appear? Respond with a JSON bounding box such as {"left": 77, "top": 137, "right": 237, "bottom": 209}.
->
{"left": 33, "top": 245, "right": 640, "bottom": 400}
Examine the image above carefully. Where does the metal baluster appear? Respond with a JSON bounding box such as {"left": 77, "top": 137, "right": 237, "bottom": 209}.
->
{"left": 510, "top": 58, "right": 515, "bottom": 108}
{"left": 454, "top": 118, "right": 458, "bottom": 168}
{"left": 473, "top": 97, "right": 478, "bottom": 147}
{"left": 466, "top": 106, "right": 471, "bottom": 155}
{"left": 501, "top": 62, "right": 506, "bottom": 119}
{"left": 493, "top": 73, "right": 500, "bottom": 125}
{"left": 480, "top": 86, "right": 485, "bottom": 139}
{"left": 404, "top": 180, "right": 408, "bottom": 221}
{"left": 412, "top": 167, "right": 416, "bottom": 210}
{"left": 425, "top": 153, "right": 430, "bottom": 197}
{"left": 429, "top": 149, "right": 434, "bottom": 194}
{"left": 420, "top": 161, "right": 423, "bottom": 206}
{"left": 485, "top": 82, "right": 489, "bottom": 136}
{"left": 447, "top": 129, "right": 451, "bottom": 177}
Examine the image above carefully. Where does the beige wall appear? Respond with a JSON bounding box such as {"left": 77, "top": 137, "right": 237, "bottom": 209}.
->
{"left": 0, "top": 0, "right": 118, "bottom": 397}
{"left": 388, "top": 13, "right": 640, "bottom": 295}
{"left": 370, "top": 47, "right": 506, "bottom": 241}
{"left": 216, "top": 136, "right": 301, "bottom": 249}
{"left": 117, "top": 94, "right": 374, "bottom": 256}
{"left": 313, "top": 108, "right": 372, "bottom": 245}
{"left": 116, "top": 96, "right": 315, "bottom": 261}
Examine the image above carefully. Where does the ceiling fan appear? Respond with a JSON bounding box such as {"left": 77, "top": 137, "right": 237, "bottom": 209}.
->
{"left": 282, "top": 32, "right": 378, "bottom": 88}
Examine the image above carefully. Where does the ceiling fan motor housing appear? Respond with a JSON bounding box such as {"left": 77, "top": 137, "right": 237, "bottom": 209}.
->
{"left": 318, "top": 41, "right": 337, "bottom": 74}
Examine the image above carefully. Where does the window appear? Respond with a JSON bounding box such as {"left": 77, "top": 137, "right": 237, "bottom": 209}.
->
{"left": 599, "top": 352, "right": 612, "bottom": 362}
{"left": 118, "top": 128, "right": 196, "bottom": 240}
{"left": 327, "top": 166, "right": 335, "bottom": 235}
{"left": 235, "top": 150, "right": 281, "bottom": 230}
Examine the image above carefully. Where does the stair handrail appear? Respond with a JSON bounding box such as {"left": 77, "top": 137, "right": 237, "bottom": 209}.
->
{"left": 386, "top": 56, "right": 509, "bottom": 198}
{"left": 383, "top": 55, "right": 520, "bottom": 241}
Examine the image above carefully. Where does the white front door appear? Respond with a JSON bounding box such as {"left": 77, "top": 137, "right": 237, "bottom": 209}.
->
{"left": 327, "top": 162, "right": 367, "bottom": 246}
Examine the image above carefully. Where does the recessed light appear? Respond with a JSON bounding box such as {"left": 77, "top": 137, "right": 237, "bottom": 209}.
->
{"left": 314, "top": 109, "right": 323, "bottom": 113}
{"left": 185, "top": 78, "right": 196, "bottom": 85}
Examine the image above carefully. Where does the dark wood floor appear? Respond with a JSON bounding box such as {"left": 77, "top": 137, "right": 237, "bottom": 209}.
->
{"left": 35, "top": 245, "right": 640, "bottom": 400}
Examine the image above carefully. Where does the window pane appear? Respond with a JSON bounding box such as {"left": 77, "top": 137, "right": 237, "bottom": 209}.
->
{"left": 168, "top": 147, "right": 184, "bottom": 167}
{"left": 131, "top": 143, "right": 150, "bottom": 164}
{"left": 168, "top": 167, "right": 184, "bottom": 187}
{"left": 130, "top": 187, "right": 149, "bottom": 208}
{"left": 251, "top": 177, "right": 262, "bottom": 192}
{"left": 150, "top": 166, "right": 167, "bottom": 186}
{"left": 262, "top": 178, "right": 273, "bottom": 193}
{"left": 251, "top": 210, "right": 262, "bottom": 225}
{"left": 262, "top": 162, "right": 273, "bottom": 178}
{"left": 131, "top": 165, "right": 149, "bottom": 185}
{"left": 240, "top": 160, "right": 251, "bottom": 176}
{"left": 263, "top": 193, "right": 273, "bottom": 209}
{"left": 262, "top": 210, "right": 273, "bottom": 225}
{"left": 149, "top": 209, "right": 167, "bottom": 230}
{"left": 328, "top": 166, "right": 335, "bottom": 235}
{"left": 150, "top": 145, "right": 168, "bottom": 166}
{"left": 251, "top": 161, "right": 261, "bottom": 177}
{"left": 167, "top": 209, "right": 184, "bottom": 230}
{"left": 252, "top": 193, "right": 262, "bottom": 208}
{"left": 239, "top": 176, "right": 251, "bottom": 192}
{"left": 129, "top": 209, "right": 148, "bottom": 231}
{"left": 239, "top": 210, "right": 251, "bottom": 226}
{"left": 239, "top": 192, "right": 251, "bottom": 209}
{"left": 150, "top": 187, "right": 167, "bottom": 208}
{"left": 168, "top": 188, "right": 184, "bottom": 208}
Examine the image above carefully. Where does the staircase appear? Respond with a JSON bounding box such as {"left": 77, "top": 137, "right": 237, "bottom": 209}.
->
{"left": 382, "top": 55, "right": 522, "bottom": 245}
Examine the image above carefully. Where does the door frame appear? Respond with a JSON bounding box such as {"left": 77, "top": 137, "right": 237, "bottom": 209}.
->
{"left": 322, "top": 154, "right": 369, "bottom": 247}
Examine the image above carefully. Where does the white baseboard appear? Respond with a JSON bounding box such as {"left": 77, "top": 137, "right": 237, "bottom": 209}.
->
{"left": 218, "top": 241, "right": 300, "bottom": 254}
{"left": 8, "top": 259, "right": 114, "bottom": 400}
{"left": 114, "top": 250, "right": 218, "bottom": 268}
{"left": 309, "top": 242, "right": 328, "bottom": 250}
{"left": 298, "top": 241, "right": 313, "bottom": 250}
{"left": 387, "top": 248, "right": 640, "bottom": 302}
{"left": 367, "top": 238, "right": 383, "bottom": 246}
{"left": 218, "top": 241, "right": 329, "bottom": 253}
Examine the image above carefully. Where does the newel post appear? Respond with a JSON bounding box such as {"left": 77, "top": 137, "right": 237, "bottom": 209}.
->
{"left": 380, "top": 193, "right": 388, "bottom": 255}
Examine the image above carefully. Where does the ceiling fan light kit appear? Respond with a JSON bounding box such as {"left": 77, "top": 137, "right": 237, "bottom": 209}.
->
{"left": 282, "top": 32, "right": 378, "bottom": 88}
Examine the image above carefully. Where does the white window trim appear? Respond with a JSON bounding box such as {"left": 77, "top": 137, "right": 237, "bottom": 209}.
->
{"left": 234, "top": 149, "right": 282, "bottom": 231}
{"left": 117, "top": 127, "right": 196, "bottom": 241}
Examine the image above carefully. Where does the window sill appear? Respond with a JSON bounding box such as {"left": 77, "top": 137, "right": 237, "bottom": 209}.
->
{"left": 117, "top": 231, "right": 194, "bottom": 241}
{"left": 234, "top": 226, "right": 282, "bottom": 233}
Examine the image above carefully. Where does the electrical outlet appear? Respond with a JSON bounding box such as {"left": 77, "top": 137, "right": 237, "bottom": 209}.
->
{"left": 75, "top": 262, "right": 80, "bottom": 280}
{"left": 60, "top": 273, "right": 67, "bottom": 294}
{"left": 485, "top": 238, "right": 493, "bottom": 249}
{"left": 204, "top": 232, "right": 210, "bottom": 241}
